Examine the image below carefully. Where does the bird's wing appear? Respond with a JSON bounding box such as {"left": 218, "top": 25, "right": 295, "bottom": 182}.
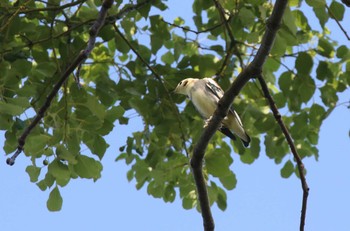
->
{"left": 205, "top": 78, "right": 243, "bottom": 125}
{"left": 204, "top": 78, "right": 224, "bottom": 100}
{"left": 218, "top": 127, "right": 236, "bottom": 141}
{"left": 231, "top": 108, "right": 244, "bottom": 127}
{"left": 204, "top": 78, "right": 250, "bottom": 147}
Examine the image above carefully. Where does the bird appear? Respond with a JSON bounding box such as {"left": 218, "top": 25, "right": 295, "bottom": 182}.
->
{"left": 174, "top": 77, "right": 250, "bottom": 147}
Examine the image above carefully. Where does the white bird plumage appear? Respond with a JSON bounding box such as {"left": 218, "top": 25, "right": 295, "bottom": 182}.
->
{"left": 174, "top": 77, "right": 250, "bottom": 147}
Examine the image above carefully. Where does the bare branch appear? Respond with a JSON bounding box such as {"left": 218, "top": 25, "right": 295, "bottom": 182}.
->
{"left": 6, "top": 0, "right": 115, "bottom": 166}
{"left": 257, "top": 75, "right": 309, "bottom": 231}
{"left": 191, "top": 0, "right": 292, "bottom": 230}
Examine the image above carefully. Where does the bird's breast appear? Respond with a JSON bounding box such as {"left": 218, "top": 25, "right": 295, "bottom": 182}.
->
{"left": 190, "top": 89, "right": 217, "bottom": 118}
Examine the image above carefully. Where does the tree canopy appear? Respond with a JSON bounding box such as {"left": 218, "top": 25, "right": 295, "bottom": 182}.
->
{"left": 1, "top": 0, "right": 349, "bottom": 229}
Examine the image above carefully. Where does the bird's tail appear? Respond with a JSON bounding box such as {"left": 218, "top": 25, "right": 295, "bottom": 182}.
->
{"left": 219, "top": 127, "right": 236, "bottom": 141}
{"left": 219, "top": 127, "right": 250, "bottom": 148}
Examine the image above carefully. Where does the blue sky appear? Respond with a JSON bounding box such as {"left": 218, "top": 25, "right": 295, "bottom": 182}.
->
{"left": 2, "top": 94, "right": 350, "bottom": 231}
{"left": 1, "top": 1, "right": 350, "bottom": 231}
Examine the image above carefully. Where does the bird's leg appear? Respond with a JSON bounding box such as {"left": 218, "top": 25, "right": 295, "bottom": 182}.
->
{"left": 204, "top": 116, "right": 213, "bottom": 128}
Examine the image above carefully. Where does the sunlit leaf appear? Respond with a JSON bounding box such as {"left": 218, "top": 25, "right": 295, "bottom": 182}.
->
{"left": 26, "top": 165, "right": 41, "bottom": 183}
{"left": 47, "top": 187, "right": 63, "bottom": 212}
{"left": 281, "top": 160, "right": 294, "bottom": 178}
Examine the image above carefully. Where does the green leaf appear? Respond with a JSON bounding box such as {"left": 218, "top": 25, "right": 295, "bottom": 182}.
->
{"left": 238, "top": 8, "right": 255, "bottom": 27}
{"left": 329, "top": 1, "right": 345, "bottom": 21}
{"left": 297, "top": 75, "right": 315, "bottom": 103}
{"left": 320, "top": 84, "right": 338, "bottom": 107}
{"left": 271, "top": 33, "right": 287, "bottom": 56}
{"left": 32, "top": 62, "right": 58, "bottom": 79}
{"left": 336, "top": 45, "right": 349, "bottom": 59}
{"left": 44, "top": 172, "right": 55, "bottom": 189}
{"left": 290, "top": 112, "right": 309, "bottom": 139}
{"left": 295, "top": 52, "right": 313, "bottom": 75}
{"left": 83, "top": 133, "right": 109, "bottom": 160}
{"left": 48, "top": 159, "right": 71, "bottom": 185}
{"left": 182, "top": 195, "right": 196, "bottom": 210}
{"left": 316, "top": 61, "right": 333, "bottom": 81}
{"left": 0, "top": 114, "right": 13, "bottom": 130}
{"left": 240, "top": 137, "right": 260, "bottom": 164}
{"left": 309, "top": 104, "right": 326, "bottom": 127}
{"left": 293, "top": 10, "right": 310, "bottom": 30}
{"left": 56, "top": 145, "right": 78, "bottom": 164}
{"left": 36, "top": 180, "right": 48, "bottom": 191}
{"left": 279, "top": 71, "right": 293, "bottom": 96}
{"left": 274, "top": 92, "right": 287, "bottom": 108}
{"left": 26, "top": 165, "right": 41, "bottom": 182}
{"left": 282, "top": 7, "right": 297, "bottom": 36}
{"left": 305, "top": 0, "right": 325, "bottom": 8}
{"left": 281, "top": 160, "right": 294, "bottom": 178}
{"left": 219, "top": 171, "right": 237, "bottom": 190}
{"left": 317, "top": 38, "right": 334, "bottom": 58}
{"left": 147, "top": 181, "right": 163, "bottom": 198}
{"left": 11, "top": 59, "right": 32, "bottom": 77}
{"left": 161, "top": 51, "right": 175, "bottom": 65}
{"left": 313, "top": 7, "right": 329, "bottom": 27}
{"left": 205, "top": 151, "right": 231, "bottom": 177}
{"left": 254, "top": 114, "right": 276, "bottom": 132}
{"left": 164, "top": 185, "right": 176, "bottom": 203}
{"left": 85, "top": 95, "right": 106, "bottom": 120}
{"left": 0, "top": 101, "right": 25, "bottom": 116}
{"left": 216, "top": 187, "right": 227, "bottom": 211}
{"left": 25, "top": 134, "right": 51, "bottom": 155}
{"left": 73, "top": 155, "right": 102, "bottom": 180}
{"left": 47, "top": 187, "right": 63, "bottom": 211}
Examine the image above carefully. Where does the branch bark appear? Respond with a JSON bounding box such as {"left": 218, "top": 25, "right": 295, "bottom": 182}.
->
{"left": 190, "top": 1, "right": 299, "bottom": 230}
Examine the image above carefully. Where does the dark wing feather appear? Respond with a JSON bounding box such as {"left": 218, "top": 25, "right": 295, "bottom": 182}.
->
{"left": 219, "top": 127, "right": 236, "bottom": 141}
{"left": 205, "top": 79, "right": 239, "bottom": 119}
{"left": 204, "top": 79, "right": 224, "bottom": 100}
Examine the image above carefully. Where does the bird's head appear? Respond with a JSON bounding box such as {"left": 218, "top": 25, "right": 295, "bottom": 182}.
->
{"left": 174, "top": 78, "right": 197, "bottom": 96}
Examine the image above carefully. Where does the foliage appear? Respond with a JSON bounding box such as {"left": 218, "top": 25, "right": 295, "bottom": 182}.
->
{"left": 0, "top": 0, "right": 349, "bottom": 211}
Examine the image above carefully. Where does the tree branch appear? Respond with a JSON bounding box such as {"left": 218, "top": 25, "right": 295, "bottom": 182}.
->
{"left": 191, "top": 0, "right": 291, "bottom": 230}
{"left": 257, "top": 75, "right": 309, "bottom": 231}
{"left": 6, "top": 0, "right": 115, "bottom": 166}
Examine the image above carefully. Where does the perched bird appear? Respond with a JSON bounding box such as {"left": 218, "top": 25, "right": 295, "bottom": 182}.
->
{"left": 174, "top": 78, "right": 250, "bottom": 147}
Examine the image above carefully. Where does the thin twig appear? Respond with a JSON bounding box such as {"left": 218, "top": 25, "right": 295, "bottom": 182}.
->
{"left": 161, "top": 19, "right": 225, "bottom": 35}
{"left": 257, "top": 75, "right": 309, "bottom": 231}
{"left": 326, "top": 4, "right": 350, "bottom": 40}
{"left": 6, "top": 0, "right": 115, "bottom": 166}
{"left": 212, "top": 0, "right": 244, "bottom": 77}
{"left": 191, "top": 1, "right": 291, "bottom": 230}
{"left": 113, "top": 25, "right": 190, "bottom": 157}
{"left": 17, "top": 0, "right": 86, "bottom": 14}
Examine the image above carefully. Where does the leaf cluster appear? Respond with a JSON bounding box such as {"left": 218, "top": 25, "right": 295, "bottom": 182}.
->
{"left": 1, "top": 0, "right": 349, "bottom": 211}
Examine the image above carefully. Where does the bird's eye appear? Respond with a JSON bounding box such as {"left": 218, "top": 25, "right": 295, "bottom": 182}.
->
{"left": 179, "top": 81, "right": 182, "bottom": 86}
{"left": 183, "top": 80, "right": 188, "bottom": 87}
